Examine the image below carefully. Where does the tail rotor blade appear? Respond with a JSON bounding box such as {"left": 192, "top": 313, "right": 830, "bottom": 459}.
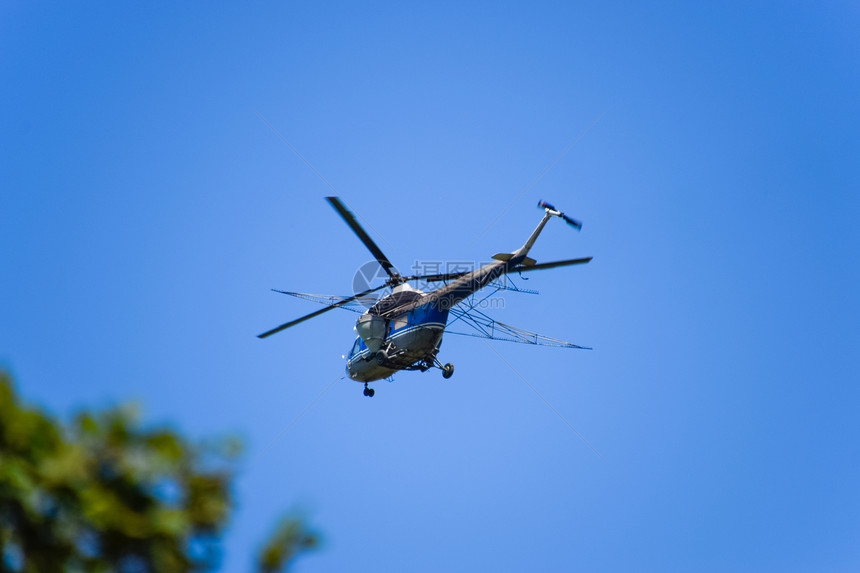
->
{"left": 561, "top": 214, "right": 582, "bottom": 230}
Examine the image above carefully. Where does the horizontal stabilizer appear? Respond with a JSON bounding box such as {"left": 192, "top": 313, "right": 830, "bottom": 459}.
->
{"left": 493, "top": 253, "right": 535, "bottom": 265}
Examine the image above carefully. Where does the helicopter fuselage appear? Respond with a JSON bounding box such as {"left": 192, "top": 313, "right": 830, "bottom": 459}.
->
{"left": 345, "top": 256, "right": 514, "bottom": 383}
{"left": 346, "top": 300, "right": 449, "bottom": 382}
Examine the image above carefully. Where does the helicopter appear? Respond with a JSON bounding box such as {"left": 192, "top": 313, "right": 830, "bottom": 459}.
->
{"left": 258, "top": 197, "right": 592, "bottom": 397}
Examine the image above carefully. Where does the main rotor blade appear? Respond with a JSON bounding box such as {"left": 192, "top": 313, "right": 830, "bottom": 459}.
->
{"left": 511, "top": 257, "right": 592, "bottom": 273}
{"left": 325, "top": 197, "right": 399, "bottom": 279}
{"left": 400, "top": 271, "right": 469, "bottom": 283}
{"left": 257, "top": 283, "right": 387, "bottom": 339}
{"left": 404, "top": 257, "right": 593, "bottom": 282}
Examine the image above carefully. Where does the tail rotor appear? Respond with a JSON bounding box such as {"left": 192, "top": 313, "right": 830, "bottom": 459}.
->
{"left": 538, "top": 200, "right": 582, "bottom": 231}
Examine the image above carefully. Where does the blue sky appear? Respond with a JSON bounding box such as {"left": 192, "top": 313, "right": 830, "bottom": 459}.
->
{"left": 2, "top": 2, "right": 859, "bottom": 571}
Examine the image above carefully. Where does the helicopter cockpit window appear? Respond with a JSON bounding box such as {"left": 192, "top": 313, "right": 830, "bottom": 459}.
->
{"left": 351, "top": 338, "right": 361, "bottom": 357}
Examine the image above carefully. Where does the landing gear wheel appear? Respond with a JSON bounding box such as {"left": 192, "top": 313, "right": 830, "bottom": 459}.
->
{"left": 442, "top": 363, "right": 454, "bottom": 379}
{"left": 375, "top": 351, "right": 387, "bottom": 366}
{"left": 363, "top": 384, "right": 375, "bottom": 398}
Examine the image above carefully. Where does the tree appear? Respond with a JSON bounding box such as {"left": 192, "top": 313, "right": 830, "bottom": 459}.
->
{"left": 0, "top": 370, "right": 317, "bottom": 572}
